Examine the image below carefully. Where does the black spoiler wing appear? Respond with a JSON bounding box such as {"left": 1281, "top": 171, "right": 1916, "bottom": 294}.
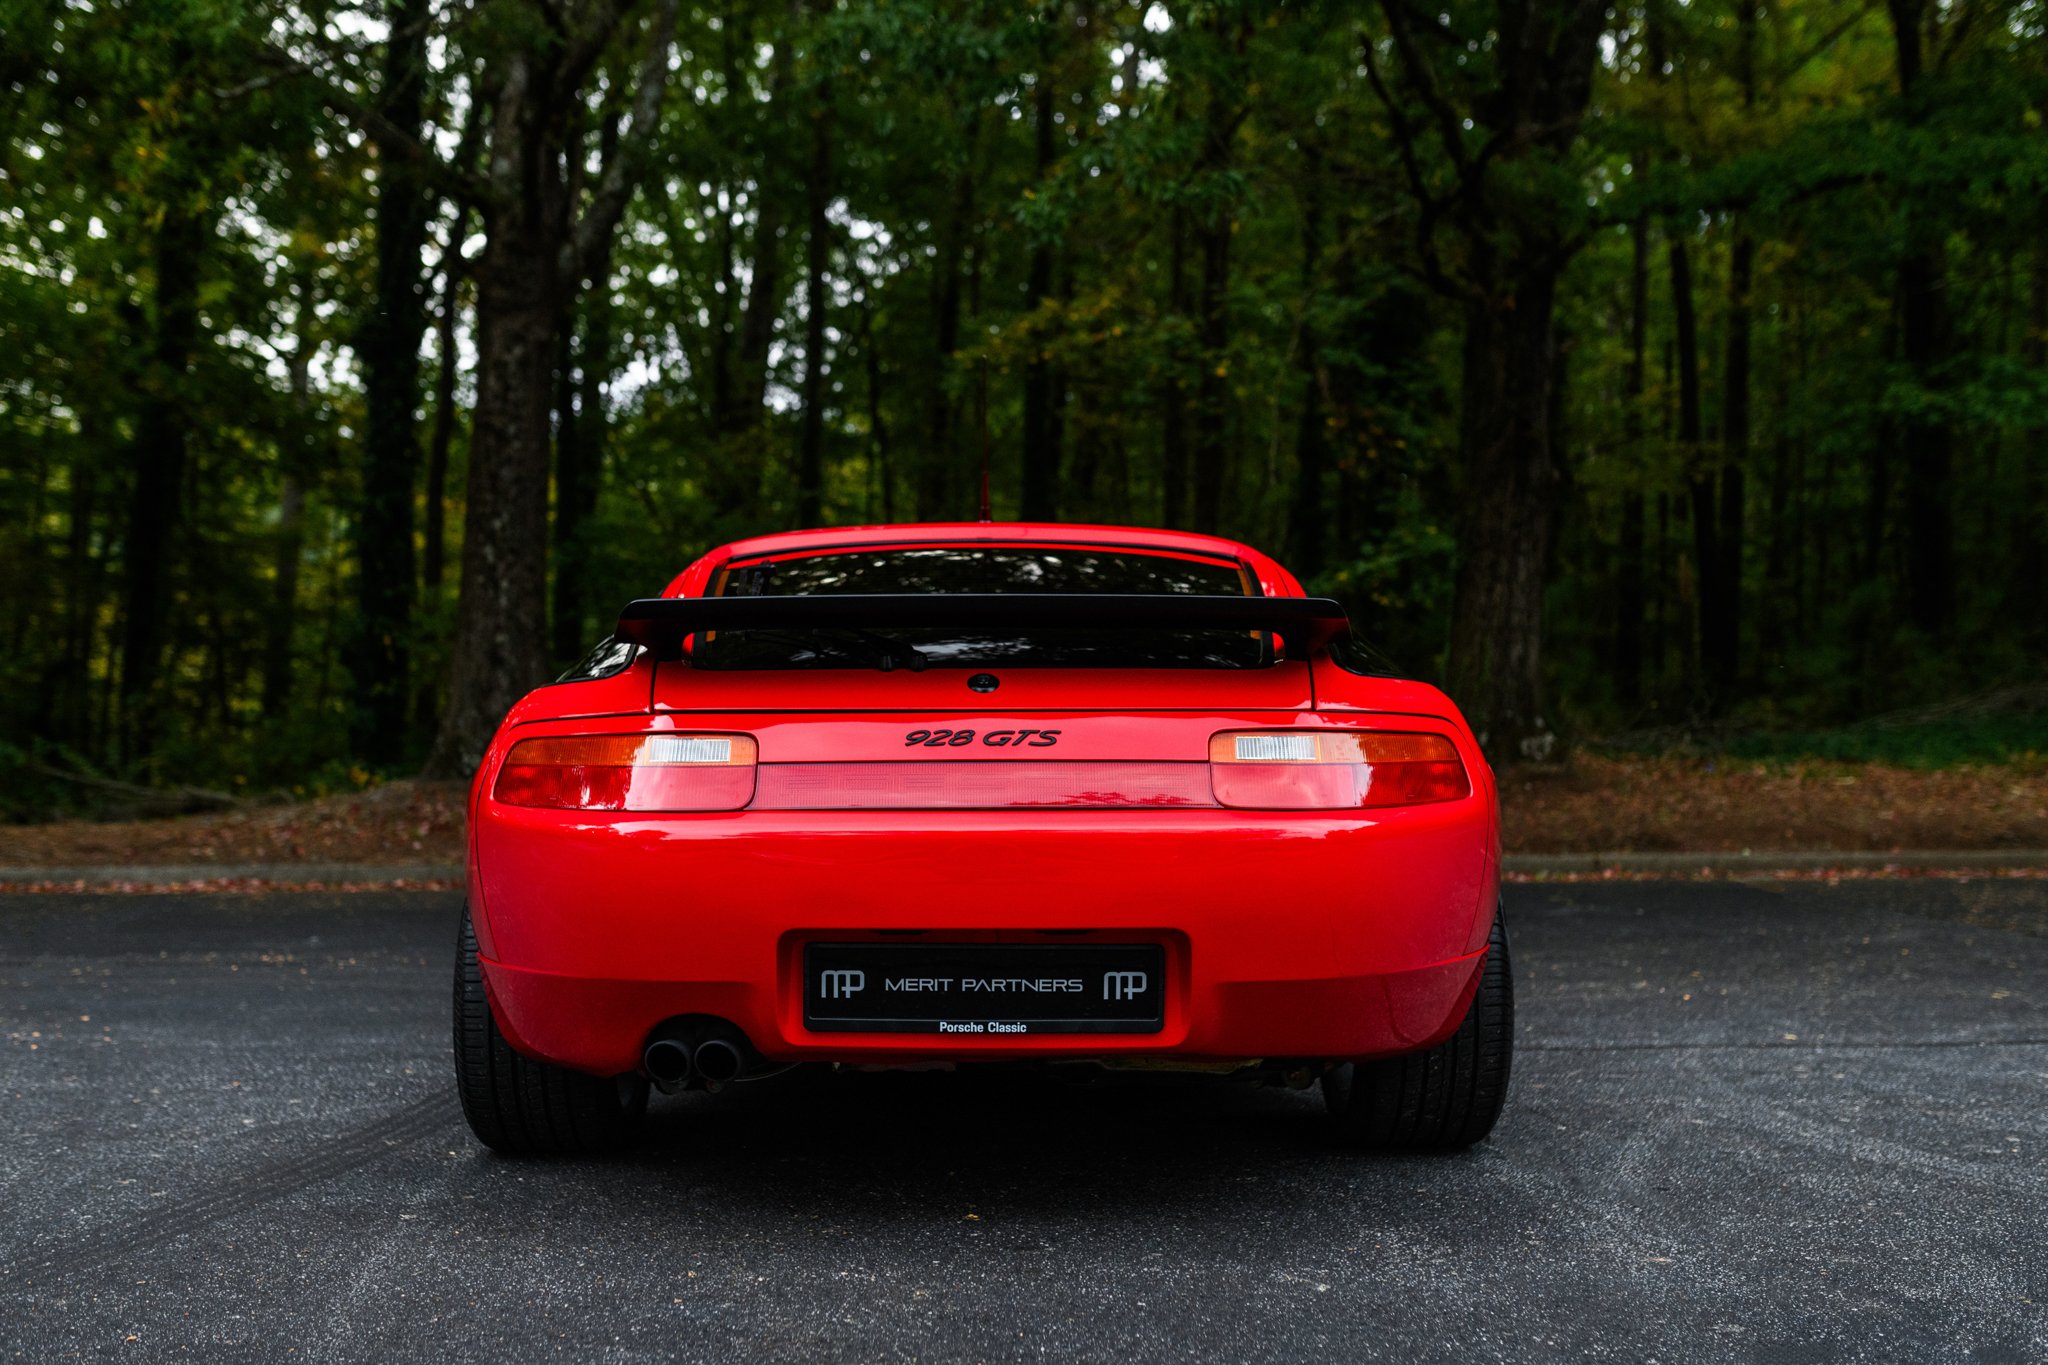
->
{"left": 613, "top": 594, "right": 1351, "bottom": 660}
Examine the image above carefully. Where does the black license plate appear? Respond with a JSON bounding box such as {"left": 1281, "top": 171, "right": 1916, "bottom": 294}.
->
{"left": 803, "top": 943, "right": 1165, "bottom": 1035}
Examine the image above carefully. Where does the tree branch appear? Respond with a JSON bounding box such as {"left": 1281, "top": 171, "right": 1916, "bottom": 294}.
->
{"left": 1359, "top": 35, "right": 1434, "bottom": 209}
{"left": 1377, "top": 0, "right": 1471, "bottom": 180}
{"left": 437, "top": 99, "right": 489, "bottom": 273}
{"left": 557, "top": 0, "right": 642, "bottom": 100}
{"left": 1774, "top": 1, "right": 1880, "bottom": 89}
{"left": 1387, "top": 0, "right": 1464, "bottom": 47}
{"left": 565, "top": 0, "right": 682, "bottom": 281}
{"left": 247, "top": 40, "right": 498, "bottom": 209}
{"left": 1579, "top": 166, "right": 1882, "bottom": 246}
{"left": 1358, "top": 30, "right": 1462, "bottom": 299}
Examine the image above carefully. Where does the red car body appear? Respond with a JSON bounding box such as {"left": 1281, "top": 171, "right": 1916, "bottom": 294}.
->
{"left": 463, "top": 523, "right": 1502, "bottom": 1109}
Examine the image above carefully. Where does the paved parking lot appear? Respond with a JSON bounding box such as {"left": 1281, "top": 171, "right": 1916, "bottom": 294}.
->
{"left": 2, "top": 880, "right": 2044, "bottom": 1361}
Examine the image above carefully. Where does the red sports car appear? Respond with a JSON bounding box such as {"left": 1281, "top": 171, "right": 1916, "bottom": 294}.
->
{"left": 454, "top": 523, "right": 1510, "bottom": 1153}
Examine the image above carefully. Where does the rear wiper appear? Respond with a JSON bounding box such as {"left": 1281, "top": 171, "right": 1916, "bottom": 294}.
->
{"left": 736, "top": 627, "right": 929, "bottom": 672}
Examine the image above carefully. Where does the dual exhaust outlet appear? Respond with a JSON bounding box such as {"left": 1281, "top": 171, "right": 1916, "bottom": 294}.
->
{"left": 643, "top": 1022, "right": 749, "bottom": 1090}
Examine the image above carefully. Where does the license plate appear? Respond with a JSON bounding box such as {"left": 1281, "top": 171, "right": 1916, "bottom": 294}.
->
{"left": 802, "top": 943, "right": 1165, "bottom": 1035}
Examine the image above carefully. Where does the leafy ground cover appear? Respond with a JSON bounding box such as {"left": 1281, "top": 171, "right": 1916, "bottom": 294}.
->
{"left": 0, "top": 781, "right": 468, "bottom": 867}
{"left": 3, "top": 749, "right": 2044, "bottom": 871}
{"left": 1502, "top": 755, "right": 2047, "bottom": 853}
{"left": 1598, "top": 689, "right": 2048, "bottom": 770}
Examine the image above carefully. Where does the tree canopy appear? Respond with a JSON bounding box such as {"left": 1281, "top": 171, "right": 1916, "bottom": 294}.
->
{"left": 2, "top": 0, "right": 2045, "bottom": 805}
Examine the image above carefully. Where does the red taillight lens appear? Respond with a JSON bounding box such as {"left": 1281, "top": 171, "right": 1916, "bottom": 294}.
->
{"left": 493, "top": 734, "right": 758, "bottom": 811}
{"left": 1207, "top": 730, "right": 1469, "bottom": 810}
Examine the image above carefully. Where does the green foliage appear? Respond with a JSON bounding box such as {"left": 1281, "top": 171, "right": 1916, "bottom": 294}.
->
{"left": 1596, "top": 706, "right": 2048, "bottom": 771}
{"left": 2, "top": 0, "right": 2046, "bottom": 800}
{"left": 1713, "top": 715, "right": 2048, "bottom": 770}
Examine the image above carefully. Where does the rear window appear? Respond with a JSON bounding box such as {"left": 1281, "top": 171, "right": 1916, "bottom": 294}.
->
{"left": 697, "top": 546, "right": 1269, "bottom": 671}
{"left": 717, "top": 547, "right": 1251, "bottom": 597}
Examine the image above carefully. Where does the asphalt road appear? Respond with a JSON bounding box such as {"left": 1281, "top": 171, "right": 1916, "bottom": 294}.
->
{"left": 2, "top": 882, "right": 2044, "bottom": 1363}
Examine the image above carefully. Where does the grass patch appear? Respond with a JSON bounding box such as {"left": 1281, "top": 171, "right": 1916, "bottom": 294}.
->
{"left": 1714, "top": 713, "right": 2048, "bottom": 769}
{"left": 1593, "top": 685, "right": 2048, "bottom": 770}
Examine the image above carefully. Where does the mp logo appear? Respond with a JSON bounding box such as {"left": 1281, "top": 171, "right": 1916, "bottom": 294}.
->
{"left": 1103, "top": 971, "right": 1148, "bottom": 1002}
{"left": 819, "top": 969, "right": 866, "bottom": 999}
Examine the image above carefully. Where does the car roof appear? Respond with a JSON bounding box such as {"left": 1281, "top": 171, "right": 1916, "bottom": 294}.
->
{"left": 664, "top": 523, "right": 1304, "bottom": 598}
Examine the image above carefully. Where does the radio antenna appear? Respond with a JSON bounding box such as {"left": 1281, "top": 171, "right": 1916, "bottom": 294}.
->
{"left": 977, "top": 358, "right": 993, "bottom": 523}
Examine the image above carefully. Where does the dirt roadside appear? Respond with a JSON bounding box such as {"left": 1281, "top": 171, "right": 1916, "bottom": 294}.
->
{"left": 1500, "top": 755, "right": 2048, "bottom": 854}
{"left": 1, "top": 756, "right": 2044, "bottom": 868}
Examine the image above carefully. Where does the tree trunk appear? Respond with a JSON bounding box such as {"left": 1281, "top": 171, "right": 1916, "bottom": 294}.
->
{"left": 796, "top": 66, "right": 832, "bottom": 527}
{"left": 1884, "top": 0, "right": 1951, "bottom": 630}
{"left": 859, "top": 289, "right": 893, "bottom": 522}
{"left": 1445, "top": 260, "right": 1564, "bottom": 759}
{"left": 1896, "top": 245, "right": 1954, "bottom": 634}
{"left": 569, "top": 236, "right": 614, "bottom": 641}
{"left": 118, "top": 205, "right": 204, "bottom": 760}
{"left": 1189, "top": 67, "right": 1239, "bottom": 536}
{"left": 1615, "top": 211, "right": 1649, "bottom": 711}
{"left": 1020, "top": 68, "right": 1061, "bottom": 522}
{"left": 723, "top": 17, "right": 797, "bottom": 445}
{"left": 549, "top": 311, "right": 582, "bottom": 658}
{"left": 1160, "top": 207, "right": 1189, "bottom": 528}
{"left": 263, "top": 476, "right": 307, "bottom": 714}
{"left": 425, "top": 233, "right": 559, "bottom": 776}
{"left": 15, "top": 436, "right": 48, "bottom": 663}
{"left": 707, "top": 0, "right": 744, "bottom": 427}
{"left": 552, "top": 116, "right": 619, "bottom": 662}
{"left": 1288, "top": 139, "right": 1328, "bottom": 579}
{"left": 1668, "top": 229, "right": 1715, "bottom": 696}
{"left": 1397, "top": 0, "right": 1606, "bottom": 759}
{"left": 423, "top": 0, "right": 680, "bottom": 776}
{"left": 423, "top": 206, "right": 469, "bottom": 598}
{"left": 1886, "top": 0, "right": 1956, "bottom": 637}
{"left": 1190, "top": 219, "right": 1232, "bottom": 534}
{"left": 351, "top": 0, "right": 434, "bottom": 766}
{"left": 264, "top": 279, "right": 317, "bottom": 717}
{"left": 2023, "top": 224, "right": 2048, "bottom": 647}
{"left": 1862, "top": 306, "right": 1899, "bottom": 584}
{"left": 58, "top": 424, "right": 102, "bottom": 751}
{"left": 1790, "top": 291, "right": 1813, "bottom": 635}
{"left": 1761, "top": 294, "right": 1795, "bottom": 662}
{"left": 1706, "top": 0, "right": 1757, "bottom": 690}
{"left": 552, "top": 310, "right": 579, "bottom": 575}
{"left": 1709, "top": 228, "right": 1752, "bottom": 691}
{"left": 919, "top": 153, "right": 973, "bottom": 521}
{"left": 703, "top": 15, "right": 795, "bottom": 526}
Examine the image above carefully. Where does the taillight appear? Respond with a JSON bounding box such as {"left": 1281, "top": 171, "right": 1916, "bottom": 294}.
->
{"left": 493, "top": 734, "right": 758, "bottom": 811}
{"left": 1207, "top": 730, "right": 1469, "bottom": 810}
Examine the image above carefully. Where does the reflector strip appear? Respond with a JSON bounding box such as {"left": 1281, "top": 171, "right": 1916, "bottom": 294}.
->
{"left": 1232, "top": 734, "right": 1318, "bottom": 762}
{"left": 1207, "top": 729, "right": 1471, "bottom": 809}
{"left": 493, "top": 732, "right": 758, "bottom": 810}
{"left": 752, "top": 762, "right": 1216, "bottom": 810}
{"left": 640, "top": 735, "right": 737, "bottom": 764}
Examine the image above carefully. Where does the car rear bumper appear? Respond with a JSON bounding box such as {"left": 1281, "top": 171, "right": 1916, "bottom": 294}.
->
{"left": 471, "top": 803, "right": 1499, "bottom": 1076}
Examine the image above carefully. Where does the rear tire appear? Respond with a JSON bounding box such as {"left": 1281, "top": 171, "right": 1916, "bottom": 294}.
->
{"left": 453, "top": 905, "right": 648, "bottom": 1155}
{"left": 1324, "top": 904, "right": 1513, "bottom": 1151}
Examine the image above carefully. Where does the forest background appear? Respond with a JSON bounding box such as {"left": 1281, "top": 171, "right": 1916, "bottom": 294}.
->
{"left": 3, "top": 0, "right": 2046, "bottom": 820}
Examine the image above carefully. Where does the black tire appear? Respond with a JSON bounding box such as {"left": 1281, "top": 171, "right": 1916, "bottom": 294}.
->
{"left": 1323, "top": 905, "right": 1513, "bottom": 1151}
{"left": 453, "top": 905, "right": 648, "bottom": 1155}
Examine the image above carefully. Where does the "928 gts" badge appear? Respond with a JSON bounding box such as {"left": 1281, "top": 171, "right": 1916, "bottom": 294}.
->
{"left": 904, "top": 728, "right": 1061, "bottom": 748}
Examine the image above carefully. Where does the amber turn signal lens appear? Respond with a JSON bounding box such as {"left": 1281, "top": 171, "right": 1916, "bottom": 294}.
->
{"left": 494, "top": 734, "right": 758, "bottom": 811}
{"left": 1208, "top": 730, "right": 1469, "bottom": 810}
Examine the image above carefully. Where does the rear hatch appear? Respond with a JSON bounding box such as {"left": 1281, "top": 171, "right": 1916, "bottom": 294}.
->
{"left": 651, "top": 663, "right": 1315, "bottom": 810}
{"left": 620, "top": 541, "right": 1347, "bottom": 811}
{"left": 652, "top": 658, "right": 1314, "bottom": 715}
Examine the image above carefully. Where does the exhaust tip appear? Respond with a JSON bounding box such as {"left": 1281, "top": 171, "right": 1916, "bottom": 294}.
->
{"left": 644, "top": 1037, "right": 694, "bottom": 1086}
{"left": 694, "top": 1037, "right": 744, "bottom": 1085}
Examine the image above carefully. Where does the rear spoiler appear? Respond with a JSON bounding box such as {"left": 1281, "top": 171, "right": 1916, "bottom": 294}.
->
{"left": 613, "top": 594, "right": 1351, "bottom": 660}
